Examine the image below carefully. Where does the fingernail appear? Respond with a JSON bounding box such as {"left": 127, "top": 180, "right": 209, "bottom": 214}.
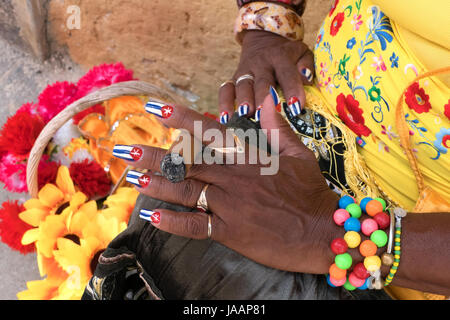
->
{"left": 238, "top": 103, "right": 249, "bottom": 117}
{"left": 140, "top": 209, "right": 161, "bottom": 225}
{"left": 126, "top": 170, "right": 151, "bottom": 188}
{"left": 113, "top": 145, "right": 143, "bottom": 161}
{"left": 220, "top": 111, "right": 229, "bottom": 124}
{"left": 145, "top": 100, "right": 174, "bottom": 119}
{"left": 288, "top": 96, "right": 302, "bottom": 117}
{"left": 255, "top": 105, "right": 262, "bottom": 122}
{"left": 301, "top": 68, "right": 313, "bottom": 82}
{"left": 269, "top": 86, "right": 282, "bottom": 112}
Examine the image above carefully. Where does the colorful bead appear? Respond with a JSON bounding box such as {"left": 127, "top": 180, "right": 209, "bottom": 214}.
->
{"left": 365, "top": 200, "right": 383, "bottom": 217}
{"left": 333, "top": 209, "right": 350, "bottom": 226}
{"left": 344, "top": 231, "right": 361, "bottom": 248}
{"left": 329, "top": 263, "right": 347, "bottom": 280}
{"left": 373, "top": 212, "right": 390, "bottom": 230}
{"left": 326, "top": 274, "right": 337, "bottom": 287}
{"left": 374, "top": 197, "right": 387, "bottom": 210}
{"left": 357, "top": 278, "right": 370, "bottom": 290}
{"left": 329, "top": 275, "right": 346, "bottom": 287}
{"left": 353, "top": 262, "right": 370, "bottom": 279}
{"left": 344, "top": 217, "right": 361, "bottom": 232}
{"left": 335, "top": 253, "right": 353, "bottom": 270}
{"left": 343, "top": 279, "right": 357, "bottom": 291}
{"left": 370, "top": 230, "right": 388, "bottom": 247}
{"left": 359, "top": 240, "right": 377, "bottom": 257}
{"left": 360, "top": 197, "right": 372, "bottom": 212}
{"left": 346, "top": 203, "right": 362, "bottom": 219}
{"left": 331, "top": 238, "right": 348, "bottom": 255}
{"left": 348, "top": 272, "right": 366, "bottom": 287}
{"left": 339, "top": 195, "right": 355, "bottom": 209}
{"left": 381, "top": 252, "right": 394, "bottom": 266}
{"left": 364, "top": 255, "right": 381, "bottom": 272}
{"left": 361, "top": 218, "right": 378, "bottom": 236}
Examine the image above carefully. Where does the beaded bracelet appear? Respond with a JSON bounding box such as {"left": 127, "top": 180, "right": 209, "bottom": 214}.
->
{"left": 234, "top": 2, "right": 305, "bottom": 44}
{"left": 383, "top": 207, "right": 407, "bottom": 286}
{"left": 236, "top": 0, "right": 307, "bottom": 16}
{"left": 328, "top": 195, "right": 390, "bottom": 291}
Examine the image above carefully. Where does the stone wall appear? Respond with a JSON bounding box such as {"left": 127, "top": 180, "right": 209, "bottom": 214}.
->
{"left": 46, "top": 0, "right": 332, "bottom": 113}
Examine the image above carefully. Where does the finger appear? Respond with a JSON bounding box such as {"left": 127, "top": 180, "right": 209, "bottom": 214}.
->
{"left": 234, "top": 74, "right": 255, "bottom": 117}
{"left": 297, "top": 50, "right": 315, "bottom": 85}
{"left": 112, "top": 144, "right": 166, "bottom": 171}
{"left": 218, "top": 81, "right": 235, "bottom": 124}
{"left": 128, "top": 170, "right": 207, "bottom": 208}
{"left": 259, "top": 92, "right": 313, "bottom": 159}
{"left": 253, "top": 69, "right": 276, "bottom": 119}
{"left": 139, "top": 208, "right": 224, "bottom": 241}
{"left": 273, "top": 58, "right": 305, "bottom": 118}
{"left": 145, "top": 101, "right": 227, "bottom": 144}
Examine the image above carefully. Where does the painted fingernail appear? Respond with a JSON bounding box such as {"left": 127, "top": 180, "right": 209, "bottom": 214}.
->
{"left": 238, "top": 103, "right": 249, "bottom": 117}
{"left": 220, "top": 111, "right": 229, "bottom": 124}
{"left": 301, "top": 68, "right": 313, "bottom": 82}
{"left": 145, "top": 100, "right": 174, "bottom": 119}
{"left": 113, "top": 145, "right": 143, "bottom": 161}
{"left": 126, "top": 170, "right": 151, "bottom": 188}
{"left": 140, "top": 209, "right": 161, "bottom": 225}
{"left": 255, "top": 105, "right": 262, "bottom": 122}
{"left": 288, "top": 96, "right": 302, "bottom": 117}
{"left": 269, "top": 86, "right": 282, "bottom": 112}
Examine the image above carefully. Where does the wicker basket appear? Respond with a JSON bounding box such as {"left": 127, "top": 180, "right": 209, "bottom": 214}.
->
{"left": 26, "top": 80, "right": 182, "bottom": 198}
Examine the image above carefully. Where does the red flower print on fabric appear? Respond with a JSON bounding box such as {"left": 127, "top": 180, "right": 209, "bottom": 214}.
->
{"left": 405, "top": 82, "right": 431, "bottom": 114}
{"left": 444, "top": 100, "right": 450, "bottom": 121}
{"left": 330, "top": 12, "right": 345, "bottom": 36}
{"left": 336, "top": 93, "right": 372, "bottom": 137}
{"left": 329, "top": 0, "right": 339, "bottom": 17}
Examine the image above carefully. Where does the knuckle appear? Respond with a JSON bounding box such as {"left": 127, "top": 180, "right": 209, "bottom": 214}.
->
{"left": 180, "top": 179, "right": 195, "bottom": 205}
{"left": 185, "top": 215, "right": 203, "bottom": 237}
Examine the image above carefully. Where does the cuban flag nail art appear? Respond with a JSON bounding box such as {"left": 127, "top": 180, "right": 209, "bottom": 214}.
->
{"left": 126, "top": 170, "right": 151, "bottom": 188}
{"left": 220, "top": 111, "right": 229, "bottom": 124}
{"left": 269, "top": 86, "right": 282, "bottom": 112}
{"left": 113, "top": 145, "right": 143, "bottom": 161}
{"left": 301, "top": 68, "right": 313, "bottom": 82}
{"left": 288, "top": 96, "right": 302, "bottom": 117}
{"left": 140, "top": 209, "right": 160, "bottom": 224}
{"left": 145, "top": 100, "right": 174, "bottom": 119}
{"left": 255, "top": 105, "right": 262, "bottom": 122}
{"left": 238, "top": 103, "right": 249, "bottom": 117}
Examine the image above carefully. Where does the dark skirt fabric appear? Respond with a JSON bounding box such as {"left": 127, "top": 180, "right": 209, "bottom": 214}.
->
{"left": 82, "top": 194, "right": 391, "bottom": 300}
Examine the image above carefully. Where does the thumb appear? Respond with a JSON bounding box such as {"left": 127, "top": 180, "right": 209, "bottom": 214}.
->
{"left": 259, "top": 89, "right": 311, "bottom": 158}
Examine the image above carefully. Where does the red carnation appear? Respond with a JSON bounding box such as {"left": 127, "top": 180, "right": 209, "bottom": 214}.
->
{"left": 330, "top": 12, "right": 345, "bottom": 36}
{"left": 443, "top": 100, "right": 450, "bottom": 121}
{"left": 72, "top": 104, "right": 106, "bottom": 125}
{"left": 0, "top": 200, "right": 35, "bottom": 254}
{"left": 336, "top": 93, "right": 372, "bottom": 137}
{"left": 77, "top": 63, "right": 135, "bottom": 98}
{"left": 37, "top": 81, "right": 78, "bottom": 122}
{"left": 69, "top": 160, "right": 112, "bottom": 198}
{"left": 404, "top": 82, "right": 431, "bottom": 114}
{"left": 0, "top": 112, "right": 45, "bottom": 158}
{"left": 38, "top": 155, "right": 59, "bottom": 190}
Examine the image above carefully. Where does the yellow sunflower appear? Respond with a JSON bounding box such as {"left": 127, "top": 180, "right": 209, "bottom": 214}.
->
{"left": 101, "top": 187, "right": 139, "bottom": 223}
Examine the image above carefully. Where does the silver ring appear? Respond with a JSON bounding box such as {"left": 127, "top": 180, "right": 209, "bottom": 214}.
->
{"left": 197, "top": 184, "right": 210, "bottom": 212}
{"left": 207, "top": 215, "right": 212, "bottom": 239}
{"left": 220, "top": 80, "right": 235, "bottom": 88}
{"left": 235, "top": 74, "right": 255, "bottom": 86}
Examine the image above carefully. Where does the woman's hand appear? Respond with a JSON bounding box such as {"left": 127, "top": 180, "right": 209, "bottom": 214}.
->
{"left": 219, "top": 30, "right": 315, "bottom": 118}
{"left": 120, "top": 93, "right": 340, "bottom": 275}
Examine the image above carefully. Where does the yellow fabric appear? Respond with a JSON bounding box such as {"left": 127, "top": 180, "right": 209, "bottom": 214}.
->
{"left": 311, "top": 0, "right": 450, "bottom": 299}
